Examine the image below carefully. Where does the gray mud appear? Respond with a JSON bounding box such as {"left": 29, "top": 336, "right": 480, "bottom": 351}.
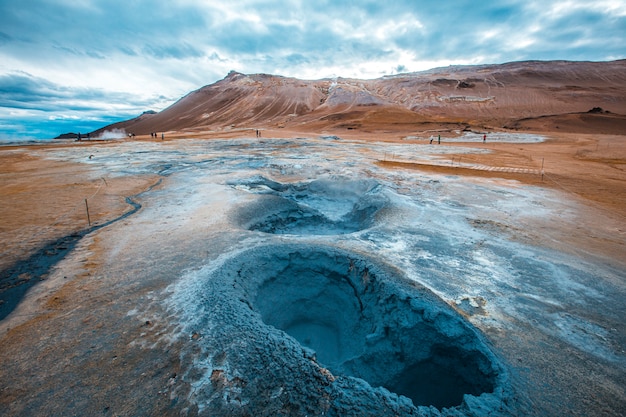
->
{"left": 171, "top": 244, "right": 512, "bottom": 416}
{"left": 231, "top": 176, "right": 388, "bottom": 235}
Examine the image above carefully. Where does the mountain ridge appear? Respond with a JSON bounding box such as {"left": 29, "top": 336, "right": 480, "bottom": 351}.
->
{"left": 92, "top": 59, "right": 626, "bottom": 137}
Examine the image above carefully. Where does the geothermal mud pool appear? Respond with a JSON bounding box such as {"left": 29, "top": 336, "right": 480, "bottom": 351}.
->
{"left": 3, "top": 135, "right": 625, "bottom": 416}
{"left": 170, "top": 244, "right": 509, "bottom": 415}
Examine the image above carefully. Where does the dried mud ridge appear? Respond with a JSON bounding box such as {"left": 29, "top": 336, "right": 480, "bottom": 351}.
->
{"left": 0, "top": 179, "right": 161, "bottom": 320}
{"left": 174, "top": 244, "right": 513, "bottom": 416}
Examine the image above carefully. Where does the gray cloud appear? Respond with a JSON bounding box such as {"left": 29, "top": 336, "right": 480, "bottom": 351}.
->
{"left": 0, "top": 0, "right": 624, "bottom": 139}
{"left": 0, "top": 72, "right": 160, "bottom": 111}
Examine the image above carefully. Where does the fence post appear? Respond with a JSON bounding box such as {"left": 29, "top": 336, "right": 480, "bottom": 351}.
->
{"left": 85, "top": 199, "right": 91, "bottom": 227}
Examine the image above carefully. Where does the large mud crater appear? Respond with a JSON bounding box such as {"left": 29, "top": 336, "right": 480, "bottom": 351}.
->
{"left": 252, "top": 249, "right": 498, "bottom": 409}
{"left": 177, "top": 244, "right": 509, "bottom": 415}
{"left": 231, "top": 176, "right": 388, "bottom": 234}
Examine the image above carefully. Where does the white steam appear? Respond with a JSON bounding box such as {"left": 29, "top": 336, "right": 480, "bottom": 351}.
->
{"left": 96, "top": 128, "right": 127, "bottom": 139}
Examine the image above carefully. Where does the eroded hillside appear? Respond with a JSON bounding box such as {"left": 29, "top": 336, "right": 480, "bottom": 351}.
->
{"left": 93, "top": 60, "right": 626, "bottom": 136}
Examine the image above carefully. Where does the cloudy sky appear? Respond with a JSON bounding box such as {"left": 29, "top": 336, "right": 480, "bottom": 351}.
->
{"left": 1, "top": 0, "right": 625, "bottom": 140}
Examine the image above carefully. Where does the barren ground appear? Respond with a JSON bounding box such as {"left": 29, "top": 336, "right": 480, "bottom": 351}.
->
{"left": 0, "top": 127, "right": 624, "bottom": 416}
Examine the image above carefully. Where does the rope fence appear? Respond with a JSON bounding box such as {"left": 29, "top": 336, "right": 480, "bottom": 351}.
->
{"left": 380, "top": 151, "right": 625, "bottom": 221}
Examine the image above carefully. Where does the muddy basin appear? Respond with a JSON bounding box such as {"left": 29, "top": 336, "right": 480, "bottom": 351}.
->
{"left": 172, "top": 244, "right": 511, "bottom": 416}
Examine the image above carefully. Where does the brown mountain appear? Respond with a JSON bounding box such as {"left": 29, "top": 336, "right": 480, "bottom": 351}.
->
{"left": 93, "top": 60, "right": 626, "bottom": 137}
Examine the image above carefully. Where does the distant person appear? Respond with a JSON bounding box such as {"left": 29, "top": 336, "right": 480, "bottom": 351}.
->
{"left": 438, "top": 134, "right": 441, "bottom": 144}
{"left": 161, "top": 133, "right": 164, "bottom": 140}
{"left": 429, "top": 136, "right": 433, "bottom": 144}
{"left": 483, "top": 134, "right": 486, "bottom": 143}
{"left": 78, "top": 132, "right": 81, "bottom": 141}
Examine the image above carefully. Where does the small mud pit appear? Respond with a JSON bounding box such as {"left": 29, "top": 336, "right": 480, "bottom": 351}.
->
{"left": 231, "top": 176, "right": 388, "bottom": 234}
{"left": 174, "top": 244, "right": 509, "bottom": 416}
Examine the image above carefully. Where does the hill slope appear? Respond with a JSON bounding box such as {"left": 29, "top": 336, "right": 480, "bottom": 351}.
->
{"left": 93, "top": 60, "right": 626, "bottom": 136}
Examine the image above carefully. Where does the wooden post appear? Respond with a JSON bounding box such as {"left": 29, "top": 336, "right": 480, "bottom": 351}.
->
{"left": 85, "top": 198, "right": 91, "bottom": 227}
